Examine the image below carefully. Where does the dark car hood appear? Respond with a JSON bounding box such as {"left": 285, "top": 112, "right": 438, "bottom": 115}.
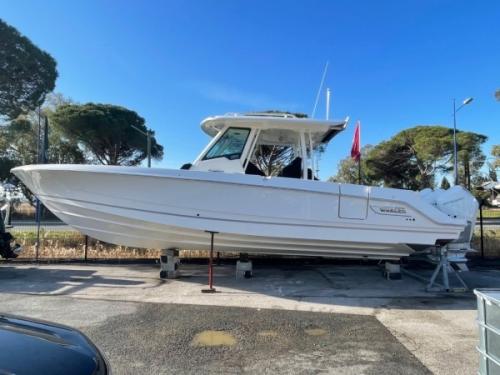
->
{"left": 0, "top": 314, "right": 108, "bottom": 375}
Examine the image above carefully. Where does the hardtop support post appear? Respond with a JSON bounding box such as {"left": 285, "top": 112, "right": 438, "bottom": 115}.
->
{"left": 299, "top": 131, "right": 307, "bottom": 180}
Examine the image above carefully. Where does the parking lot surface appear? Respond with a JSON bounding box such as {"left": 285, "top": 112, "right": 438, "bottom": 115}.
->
{"left": 0, "top": 261, "right": 499, "bottom": 374}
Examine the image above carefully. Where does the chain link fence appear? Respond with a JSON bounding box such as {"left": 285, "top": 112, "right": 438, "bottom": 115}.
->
{"left": 471, "top": 204, "right": 500, "bottom": 259}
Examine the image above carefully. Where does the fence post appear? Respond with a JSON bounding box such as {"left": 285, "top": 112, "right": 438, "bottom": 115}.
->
{"left": 84, "top": 235, "right": 88, "bottom": 262}
{"left": 479, "top": 200, "right": 484, "bottom": 259}
{"left": 35, "top": 199, "right": 41, "bottom": 262}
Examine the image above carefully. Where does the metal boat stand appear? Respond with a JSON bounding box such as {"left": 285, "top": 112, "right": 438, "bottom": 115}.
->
{"left": 159, "top": 248, "right": 180, "bottom": 279}
{"left": 401, "top": 246, "right": 469, "bottom": 292}
{"left": 236, "top": 253, "right": 253, "bottom": 279}
{"left": 201, "top": 231, "right": 218, "bottom": 293}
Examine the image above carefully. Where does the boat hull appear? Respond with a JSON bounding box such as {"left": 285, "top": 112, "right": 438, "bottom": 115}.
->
{"left": 12, "top": 165, "right": 468, "bottom": 260}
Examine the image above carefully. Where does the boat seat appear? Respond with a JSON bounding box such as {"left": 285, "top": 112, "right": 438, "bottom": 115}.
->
{"left": 279, "top": 157, "right": 302, "bottom": 179}
{"left": 279, "top": 157, "right": 318, "bottom": 180}
{"left": 245, "top": 162, "right": 265, "bottom": 176}
{"left": 307, "top": 169, "right": 319, "bottom": 181}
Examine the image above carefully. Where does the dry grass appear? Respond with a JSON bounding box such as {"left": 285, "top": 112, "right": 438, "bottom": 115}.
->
{"left": 9, "top": 227, "right": 500, "bottom": 260}
{"left": 480, "top": 209, "right": 500, "bottom": 219}
{"left": 11, "top": 202, "right": 59, "bottom": 221}
{"left": 10, "top": 203, "right": 35, "bottom": 221}
{"left": 472, "top": 228, "right": 500, "bottom": 258}
{"left": 11, "top": 229, "right": 236, "bottom": 260}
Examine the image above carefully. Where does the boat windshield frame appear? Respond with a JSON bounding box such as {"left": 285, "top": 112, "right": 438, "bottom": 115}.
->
{"left": 201, "top": 127, "right": 251, "bottom": 161}
{"left": 192, "top": 114, "right": 349, "bottom": 178}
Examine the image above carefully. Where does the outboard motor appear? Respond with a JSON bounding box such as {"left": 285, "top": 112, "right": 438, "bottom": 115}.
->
{"left": 436, "top": 186, "right": 478, "bottom": 257}
{"left": 0, "top": 207, "right": 21, "bottom": 259}
{"left": 420, "top": 186, "right": 478, "bottom": 262}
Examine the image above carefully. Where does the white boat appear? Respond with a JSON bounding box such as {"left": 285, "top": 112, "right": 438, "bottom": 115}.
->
{"left": 481, "top": 181, "right": 500, "bottom": 207}
{"left": 12, "top": 113, "right": 478, "bottom": 260}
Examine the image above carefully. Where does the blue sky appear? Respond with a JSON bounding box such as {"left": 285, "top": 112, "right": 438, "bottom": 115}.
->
{"left": 2, "top": 0, "right": 499, "bottom": 179}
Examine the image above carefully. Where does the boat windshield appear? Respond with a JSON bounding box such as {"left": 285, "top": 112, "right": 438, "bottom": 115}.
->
{"left": 246, "top": 129, "right": 303, "bottom": 177}
{"left": 203, "top": 127, "right": 251, "bottom": 160}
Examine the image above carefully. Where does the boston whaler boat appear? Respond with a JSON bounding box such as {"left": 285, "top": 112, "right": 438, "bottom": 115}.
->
{"left": 12, "top": 113, "right": 478, "bottom": 261}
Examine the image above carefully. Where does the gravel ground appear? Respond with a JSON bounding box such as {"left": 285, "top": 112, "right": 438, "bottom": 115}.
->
{"left": 83, "top": 303, "right": 429, "bottom": 375}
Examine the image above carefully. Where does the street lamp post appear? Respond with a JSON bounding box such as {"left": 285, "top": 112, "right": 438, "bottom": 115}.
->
{"left": 452, "top": 97, "right": 473, "bottom": 185}
{"left": 131, "top": 125, "right": 152, "bottom": 168}
{"left": 146, "top": 130, "right": 151, "bottom": 168}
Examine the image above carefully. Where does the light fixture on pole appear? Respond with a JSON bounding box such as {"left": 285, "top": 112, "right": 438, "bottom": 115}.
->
{"left": 131, "top": 125, "right": 152, "bottom": 168}
{"left": 452, "top": 97, "right": 473, "bottom": 185}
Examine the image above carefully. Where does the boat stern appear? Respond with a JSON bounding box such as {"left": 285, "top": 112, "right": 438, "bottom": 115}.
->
{"left": 420, "top": 185, "right": 479, "bottom": 257}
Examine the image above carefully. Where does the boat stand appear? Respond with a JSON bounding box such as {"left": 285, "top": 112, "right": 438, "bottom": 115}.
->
{"left": 236, "top": 253, "right": 253, "bottom": 279}
{"left": 401, "top": 247, "right": 469, "bottom": 292}
{"left": 201, "top": 231, "right": 218, "bottom": 293}
{"left": 159, "top": 248, "right": 179, "bottom": 279}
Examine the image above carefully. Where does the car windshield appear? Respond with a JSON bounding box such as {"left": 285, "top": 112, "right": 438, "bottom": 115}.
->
{"left": 203, "top": 127, "right": 250, "bottom": 160}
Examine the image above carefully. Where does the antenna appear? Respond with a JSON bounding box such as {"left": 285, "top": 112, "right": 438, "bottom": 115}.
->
{"left": 326, "top": 88, "right": 331, "bottom": 120}
{"left": 311, "top": 61, "right": 329, "bottom": 118}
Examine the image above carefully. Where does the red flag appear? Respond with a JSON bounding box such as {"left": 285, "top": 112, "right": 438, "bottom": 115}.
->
{"left": 350, "top": 121, "right": 361, "bottom": 161}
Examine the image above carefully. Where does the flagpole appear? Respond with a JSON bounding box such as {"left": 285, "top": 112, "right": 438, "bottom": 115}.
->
{"left": 350, "top": 121, "right": 362, "bottom": 185}
{"left": 358, "top": 156, "right": 362, "bottom": 185}
{"left": 358, "top": 121, "right": 362, "bottom": 185}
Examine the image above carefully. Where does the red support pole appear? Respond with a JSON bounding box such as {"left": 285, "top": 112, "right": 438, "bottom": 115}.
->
{"left": 208, "top": 233, "right": 214, "bottom": 289}
{"left": 202, "top": 231, "right": 218, "bottom": 293}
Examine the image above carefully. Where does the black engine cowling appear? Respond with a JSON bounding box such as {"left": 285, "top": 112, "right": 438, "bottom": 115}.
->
{"left": 0, "top": 211, "right": 20, "bottom": 259}
{"left": 0, "top": 231, "right": 19, "bottom": 259}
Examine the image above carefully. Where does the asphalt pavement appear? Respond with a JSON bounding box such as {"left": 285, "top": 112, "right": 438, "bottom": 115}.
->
{"left": 1, "top": 262, "right": 498, "bottom": 374}
{"left": 87, "top": 303, "right": 429, "bottom": 374}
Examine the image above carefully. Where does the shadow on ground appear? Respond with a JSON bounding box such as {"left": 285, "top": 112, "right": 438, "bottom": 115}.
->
{"left": 1, "top": 259, "right": 498, "bottom": 310}
{"left": 169, "top": 259, "right": 499, "bottom": 310}
{"left": 0, "top": 266, "right": 152, "bottom": 295}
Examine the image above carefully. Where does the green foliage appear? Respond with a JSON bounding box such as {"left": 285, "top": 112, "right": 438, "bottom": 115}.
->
{"left": 369, "top": 126, "right": 487, "bottom": 190}
{"left": 488, "top": 166, "right": 498, "bottom": 182}
{"left": 364, "top": 139, "right": 422, "bottom": 189}
{"left": 492, "top": 145, "right": 500, "bottom": 170}
{"left": 363, "top": 126, "right": 454, "bottom": 189}
{"left": 0, "top": 19, "right": 57, "bottom": 120}
{"left": 329, "top": 145, "right": 374, "bottom": 184}
{"left": 480, "top": 210, "right": 500, "bottom": 219}
{"left": 42, "top": 95, "right": 86, "bottom": 164}
{"left": 495, "top": 89, "right": 500, "bottom": 102}
{"left": 332, "top": 125, "right": 487, "bottom": 190}
{"left": 0, "top": 156, "right": 18, "bottom": 182}
{"left": 0, "top": 94, "right": 85, "bottom": 183}
{"left": 440, "top": 177, "right": 450, "bottom": 189}
{"left": 51, "top": 103, "right": 164, "bottom": 165}
{"left": 0, "top": 117, "right": 37, "bottom": 182}
{"left": 471, "top": 174, "right": 490, "bottom": 202}
{"left": 456, "top": 132, "right": 488, "bottom": 189}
